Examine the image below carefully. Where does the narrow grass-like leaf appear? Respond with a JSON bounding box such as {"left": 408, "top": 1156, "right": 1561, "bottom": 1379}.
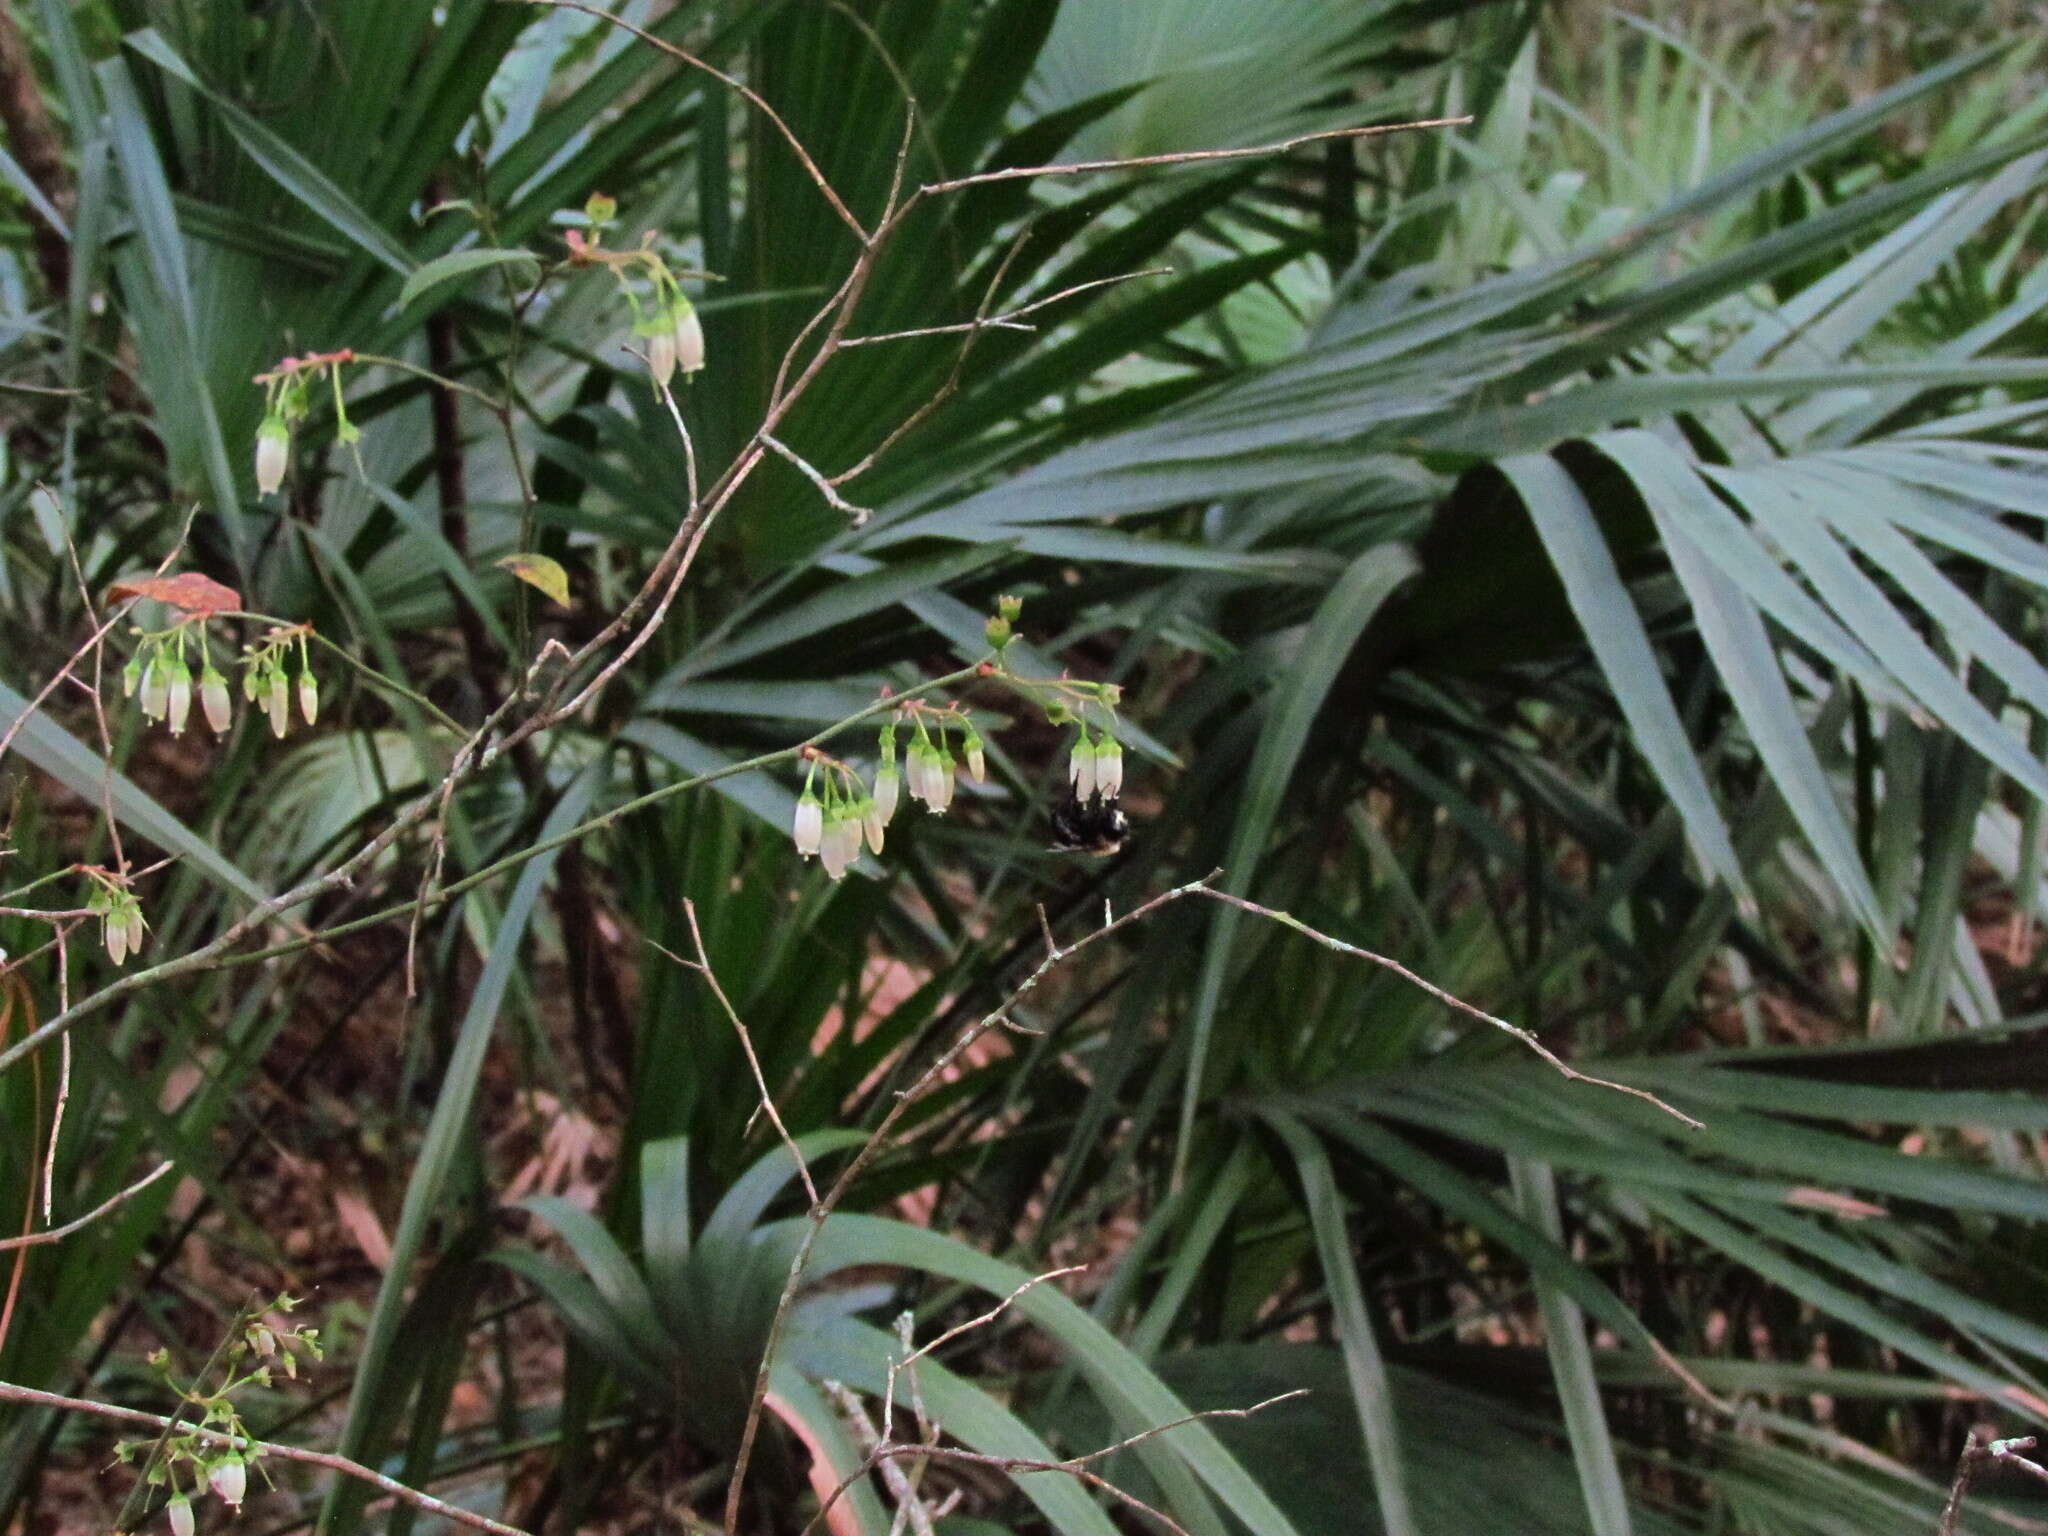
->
{"left": 1266, "top": 1114, "right": 1415, "bottom": 1536}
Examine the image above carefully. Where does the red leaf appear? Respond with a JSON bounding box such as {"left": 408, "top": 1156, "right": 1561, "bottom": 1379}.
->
{"left": 107, "top": 572, "right": 243, "bottom": 616}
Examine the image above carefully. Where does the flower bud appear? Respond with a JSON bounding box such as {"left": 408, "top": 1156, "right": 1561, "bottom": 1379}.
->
{"left": 165, "top": 658, "right": 193, "bottom": 737}
{"left": 125, "top": 905, "right": 146, "bottom": 959}
{"left": 872, "top": 765, "right": 900, "bottom": 825}
{"left": 200, "top": 666, "right": 232, "bottom": 734}
{"left": 1095, "top": 737, "right": 1123, "bottom": 798}
{"left": 255, "top": 415, "right": 290, "bottom": 495}
{"left": 671, "top": 299, "right": 704, "bottom": 376}
{"left": 209, "top": 1456, "right": 247, "bottom": 1508}
{"left": 167, "top": 1494, "right": 195, "bottom": 1536}
{"left": 298, "top": 670, "right": 319, "bottom": 726}
{"left": 962, "top": 732, "right": 986, "bottom": 784}
{"left": 267, "top": 671, "right": 290, "bottom": 738}
{"left": 105, "top": 908, "right": 129, "bottom": 966}
{"left": 861, "top": 796, "right": 885, "bottom": 855}
{"left": 793, "top": 788, "right": 823, "bottom": 857}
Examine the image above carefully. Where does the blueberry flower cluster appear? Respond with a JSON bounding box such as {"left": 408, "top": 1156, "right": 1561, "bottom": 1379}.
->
{"left": 83, "top": 868, "right": 146, "bottom": 965}
{"left": 563, "top": 193, "right": 707, "bottom": 389}
{"left": 113, "top": 1296, "right": 322, "bottom": 1534}
{"left": 126, "top": 623, "right": 318, "bottom": 741}
{"left": 790, "top": 597, "right": 1130, "bottom": 875}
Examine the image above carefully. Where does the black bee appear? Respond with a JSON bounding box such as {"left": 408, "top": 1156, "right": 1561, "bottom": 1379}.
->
{"left": 1048, "top": 789, "right": 1130, "bottom": 856}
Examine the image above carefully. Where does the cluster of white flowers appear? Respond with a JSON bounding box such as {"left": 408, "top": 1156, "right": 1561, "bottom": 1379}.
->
{"left": 1068, "top": 728, "right": 1123, "bottom": 801}
{"left": 127, "top": 634, "right": 317, "bottom": 740}
{"left": 785, "top": 599, "right": 1137, "bottom": 877}
{"left": 86, "top": 879, "right": 147, "bottom": 966}
{"left": 639, "top": 295, "right": 706, "bottom": 389}
{"left": 792, "top": 715, "right": 988, "bottom": 881}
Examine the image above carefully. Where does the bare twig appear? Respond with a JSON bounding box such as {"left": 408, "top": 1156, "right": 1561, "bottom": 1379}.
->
{"left": 660, "top": 901, "right": 817, "bottom": 1206}
{"left": 1195, "top": 889, "right": 1703, "bottom": 1130}
{"left": 0, "top": 1379, "right": 533, "bottom": 1536}
{"left": 835, "top": 269, "right": 1173, "bottom": 350}
{"left": 764, "top": 434, "right": 871, "bottom": 525}
{"left": 516, "top": 0, "right": 866, "bottom": 241}
{"left": 814, "top": 1384, "right": 1308, "bottom": 1536}
{"left": 0, "top": 1161, "right": 174, "bottom": 1251}
{"left": 918, "top": 119, "right": 1473, "bottom": 195}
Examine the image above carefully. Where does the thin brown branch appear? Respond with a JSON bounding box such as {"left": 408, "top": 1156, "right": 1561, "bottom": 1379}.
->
{"left": 0, "top": 1379, "right": 533, "bottom": 1536}
{"left": 0, "top": 1161, "right": 174, "bottom": 1252}
{"left": 763, "top": 434, "right": 871, "bottom": 525}
{"left": 516, "top": 0, "right": 866, "bottom": 241}
{"left": 662, "top": 902, "right": 817, "bottom": 1206}
{"left": 917, "top": 118, "right": 1473, "bottom": 196}
{"left": 1195, "top": 889, "right": 1701, "bottom": 1128}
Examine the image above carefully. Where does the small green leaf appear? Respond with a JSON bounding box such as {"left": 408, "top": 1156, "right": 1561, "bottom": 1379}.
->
{"left": 398, "top": 246, "right": 543, "bottom": 310}
{"left": 496, "top": 552, "right": 571, "bottom": 607}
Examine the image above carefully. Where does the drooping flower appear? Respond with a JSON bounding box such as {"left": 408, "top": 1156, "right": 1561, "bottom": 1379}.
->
{"left": 872, "top": 762, "right": 900, "bottom": 825}
{"left": 167, "top": 1494, "right": 195, "bottom": 1536}
{"left": 267, "top": 671, "right": 290, "bottom": 738}
{"left": 139, "top": 657, "right": 168, "bottom": 722}
{"left": 105, "top": 905, "right": 129, "bottom": 966}
{"left": 165, "top": 657, "right": 194, "bottom": 737}
{"left": 255, "top": 415, "right": 290, "bottom": 495}
{"left": 124, "top": 904, "right": 146, "bottom": 960}
{"left": 1069, "top": 732, "right": 1097, "bottom": 801}
{"left": 671, "top": 298, "right": 705, "bottom": 376}
{"left": 793, "top": 787, "right": 824, "bottom": 857}
{"left": 298, "top": 669, "right": 319, "bottom": 726}
{"left": 904, "top": 741, "right": 932, "bottom": 808}
{"left": 861, "top": 796, "right": 886, "bottom": 855}
{"left": 962, "top": 731, "right": 986, "bottom": 784}
{"left": 819, "top": 805, "right": 859, "bottom": 880}
{"left": 1095, "top": 735, "right": 1124, "bottom": 799}
{"left": 637, "top": 313, "right": 677, "bottom": 388}
{"left": 200, "top": 666, "right": 232, "bottom": 734}
{"left": 209, "top": 1455, "right": 248, "bottom": 1509}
